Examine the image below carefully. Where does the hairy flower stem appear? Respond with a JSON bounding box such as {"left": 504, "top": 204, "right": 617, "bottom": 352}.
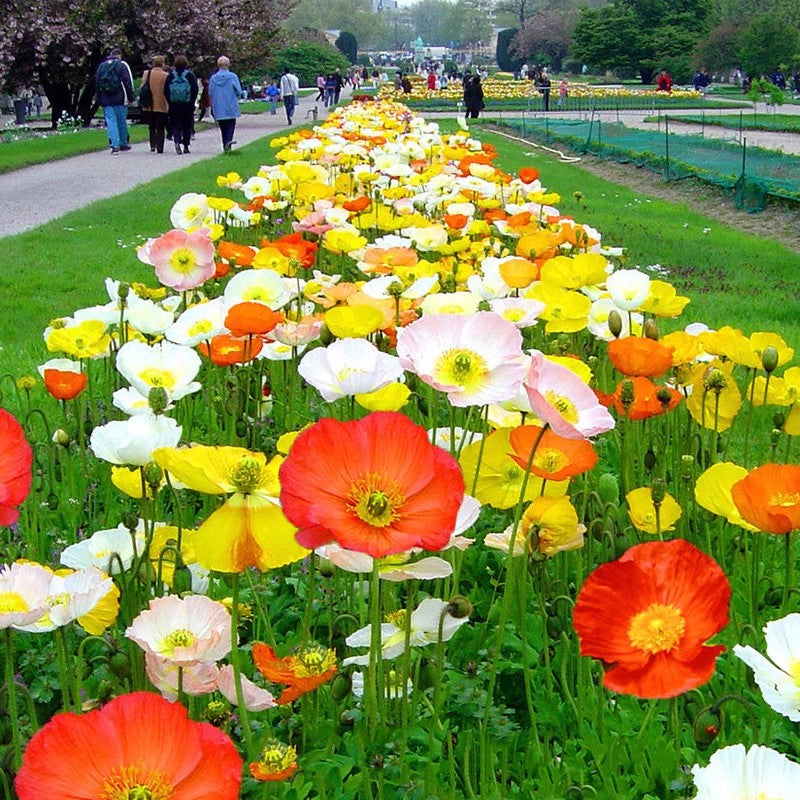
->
{"left": 229, "top": 573, "right": 255, "bottom": 759}
{"left": 4, "top": 628, "right": 22, "bottom": 770}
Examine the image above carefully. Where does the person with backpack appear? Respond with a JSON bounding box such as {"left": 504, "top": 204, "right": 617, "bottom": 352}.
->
{"left": 95, "top": 48, "right": 135, "bottom": 154}
{"left": 165, "top": 54, "right": 199, "bottom": 155}
{"left": 208, "top": 55, "right": 246, "bottom": 152}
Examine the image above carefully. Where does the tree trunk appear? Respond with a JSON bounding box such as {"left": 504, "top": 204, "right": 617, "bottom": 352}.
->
{"left": 77, "top": 80, "right": 99, "bottom": 127}
{"left": 41, "top": 81, "right": 73, "bottom": 129}
{"left": 639, "top": 68, "right": 655, "bottom": 84}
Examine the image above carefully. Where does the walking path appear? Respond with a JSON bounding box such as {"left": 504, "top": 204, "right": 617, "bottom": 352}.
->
{"left": 0, "top": 92, "right": 334, "bottom": 238}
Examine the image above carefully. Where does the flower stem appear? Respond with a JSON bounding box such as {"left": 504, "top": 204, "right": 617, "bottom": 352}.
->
{"left": 4, "top": 628, "right": 23, "bottom": 770}
{"left": 229, "top": 573, "right": 256, "bottom": 759}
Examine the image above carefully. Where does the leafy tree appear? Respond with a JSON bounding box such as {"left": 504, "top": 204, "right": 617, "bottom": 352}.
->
{"left": 270, "top": 42, "right": 350, "bottom": 87}
{"left": 738, "top": 13, "right": 799, "bottom": 77}
{"left": 2, "top": 0, "right": 290, "bottom": 126}
{"left": 403, "top": 0, "right": 462, "bottom": 47}
{"left": 511, "top": 9, "right": 578, "bottom": 71}
{"left": 496, "top": 29, "right": 524, "bottom": 72}
{"left": 572, "top": 0, "right": 712, "bottom": 84}
{"left": 336, "top": 31, "right": 359, "bottom": 64}
{"left": 285, "top": 0, "right": 388, "bottom": 50}
{"left": 693, "top": 23, "right": 743, "bottom": 74}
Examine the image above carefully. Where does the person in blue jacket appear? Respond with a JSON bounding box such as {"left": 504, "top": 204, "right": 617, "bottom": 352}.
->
{"left": 208, "top": 55, "right": 246, "bottom": 152}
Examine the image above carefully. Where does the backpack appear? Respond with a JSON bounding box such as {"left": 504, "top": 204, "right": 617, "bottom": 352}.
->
{"left": 98, "top": 61, "right": 122, "bottom": 94}
{"left": 170, "top": 69, "right": 191, "bottom": 103}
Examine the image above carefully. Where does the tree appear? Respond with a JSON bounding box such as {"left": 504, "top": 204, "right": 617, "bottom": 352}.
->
{"left": 738, "top": 13, "right": 799, "bottom": 77}
{"left": 572, "top": 0, "right": 712, "bottom": 83}
{"left": 693, "top": 23, "right": 743, "bottom": 74}
{"left": 336, "top": 31, "right": 359, "bottom": 64}
{"left": 496, "top": 29, "right": 524, "bottom": 72}
{"left": 2, "top": 0, "right": 293, "bottom": 127}
{"left": 511, "top": 9, "right": 578, "bottom": 71}
{"left": 285, "top": 0, "right": 388, "bottom": 50}
{"left": 271, "top": 42, "right": 350, "bottom": 87}
{"left": 403, "top": 0, "right": 462, "bottom": 47}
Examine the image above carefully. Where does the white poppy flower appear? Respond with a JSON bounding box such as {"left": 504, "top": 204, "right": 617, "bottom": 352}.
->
{"left": 224, "top": 268, "right": 293, "bottom": 310}
{"left": 170, "top": 193, "right": 210, "bottom": 230}
{"left": 60, "top": 524, "right": 136, "bottom": 573}
{"left": 90, "top": 414, "right": 182, "bottom": 466}
{"left": 165, "top": 298, "right": 227, "bottom": 347}
{"left": 115, "top": 340, "right": 201, "bottom": 402}
{"left": 606, "top": 268, "right": 651, "bottom": 311}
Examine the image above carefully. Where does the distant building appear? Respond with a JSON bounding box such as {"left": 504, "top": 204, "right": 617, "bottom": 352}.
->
{"left": 373, "top": 0, "right": 398, "bottom": 10}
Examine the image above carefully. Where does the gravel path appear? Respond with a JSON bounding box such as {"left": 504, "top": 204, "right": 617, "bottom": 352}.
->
{"left": 0, "top": 92, "right": 335, "bottom": 239}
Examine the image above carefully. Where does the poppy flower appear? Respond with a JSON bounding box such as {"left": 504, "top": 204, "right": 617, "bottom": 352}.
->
{"left": 509, "top": 425, "right": 598, "bottom": 481}
{"left": 518, "top": 166, "right": 540, "bottom": 184}
{"left": 198, "top": 334, "right": 263, "bottom": 366}
{"left": 626, "top": 486, "right": 682, "bottom": 534}
{"left": 279, "top": 412, "right": 465, "bottom": 557}
{"left": 606, "top": 268, "right": 650, "bottom": 310}
{"left": 14, "top": 692, "right": 242, "bottom": 800}
{"left": 731, "top": 463, "right": 800, "bottom": 534}
{"left": 343, "top": 195, "right": 371, "bottom": 213}
{"left": 694, "top": 462, "right": 759, "bottom": 531}
{"left": 253, "top": 642, "right": 337, "bottom": 704}
{"left": 607, "top": 336, "right": 674, "bottom": 377}
{"left": 38, "top": 359, "right": 87, "bottom": 400}
{"left": 0, "top": 409, "right": 33, "bottom": 526}
{"left": 142, "top": 228, "right": 216, "bottom": 292}
{"left": 217, "top": 240, "right": 256, "bottom": 267}
{"left": 224, "top": 302, "right": 284, "bottom": 338}
{"left": 250, "top": 740, "right": 298, "bottom": 781}
{"left": 573, "top": 539, "right": 730, "bottom": 698}
{"left": 596, "top": 376, "right": 681, "bottom": 420}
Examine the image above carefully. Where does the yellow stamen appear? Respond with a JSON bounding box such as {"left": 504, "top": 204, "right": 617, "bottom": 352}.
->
{"left": 101, "top": 765, "right": 172, "bottom": 800}
{"left": 628, "top": 603, "right": 685, "bottom": 654}
{"left": 347, "top": 473, "right": 405, "bottom": 528}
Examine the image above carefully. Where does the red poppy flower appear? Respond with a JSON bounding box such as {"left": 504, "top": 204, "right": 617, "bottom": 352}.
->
{"left": 198, "top": 334, "right": 262, "bottom": 366}
{"left": 731, "top": 463, "right": 800, "bottom": 534}
{"left": 596, "top": 377, "right": 681, "bottom": 420}
{"left": 608, "top": 337, "right": 674, "bottom": 377}
{"left": 573, "top": 539, "right": 730, "bottom": 698}
{"left": 0, "top": 408, "right": 33, "bottom": 526}
{"left": 15, "top": 692, "right": 242, "bottom": 800}
{"left": 253, "top": 642, "right": 337, "bottom": 704}
{"left": 43, "top": 369, "right": 88, "bottom": 401}
{"left": 217, "top": 240, "right": 256, "bottom": 267}
{"left": 279, "top": 411, "right": 465, "bottom": 557}
{"left": 444, "top": 213, "right": 469, "bottom": 230}
{"left": 224, "top": 302, "right": 284, "bottom": 338}
{"left": 509, "top": 425, "right": 598, "bottom": 481}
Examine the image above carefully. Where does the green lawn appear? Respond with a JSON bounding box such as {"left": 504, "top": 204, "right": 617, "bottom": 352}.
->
{"left": 644, "top": 112, "right": 800, "bottom": 133}
{"left": 1, "top": 120, "right": 798, "bottom": 377}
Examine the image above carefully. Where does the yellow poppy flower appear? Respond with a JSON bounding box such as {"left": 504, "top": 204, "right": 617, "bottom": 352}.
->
{"left": 324, "top": 305, "right": 384, "bottom": 338}
{"left": 322, "top": 228, "right": 368, "bottom": 256}
{"left": 525, "top": 282, "right": 591, "bottom": 333}
{"left": 78, "top": 580, "right": 120, "bottom": 635}
{"left": 661, "top": 331, "right": 701, "bottom": 365}
{"left": 523, "top": 495, "right": 585, "bottom": 556}
{"left": 111, "top": 465, "right": 161, "bottom": 499}
{"left": 540, "top": 253, "right": 607, "bottom": 290}
{"left": 685, "top": 360, "right": 742, "bottom": 432}
{"left": 626, "top": 487, "right": 682, "bottom": 534}
{"left": 355, "top": 382, "right": 411, "bottom": 412}
{"left": 152, "top": 446, "right": 307, "bottom": 573}
{"left": 639, "top": 280, "right": 691, "bottom": 317}
{"left": 694, "top": 462, "right": 758, "bottom": 530}
{"left": 252, "top": 247, "right": 290, "bottom": 274}
{"left": 46, "top": 320, "right": 111, "bottom": 359}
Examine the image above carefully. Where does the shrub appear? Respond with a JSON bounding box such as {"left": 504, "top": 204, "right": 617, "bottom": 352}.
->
{"left": 336, "top": 31, "right": 358, "bottom": 65}
{"left": 270, "top": 42, "right": 350, "bottom": 87}
{"left": 496, "top": 28, "right": 524, "bottom": 73}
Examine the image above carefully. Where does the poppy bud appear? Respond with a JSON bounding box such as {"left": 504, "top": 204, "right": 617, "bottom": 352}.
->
{"left": 148, "top": 387, "right": 169, "bottom": 415}
{"left": 620, "top": 379, "right": 635, "bottom": 407}
{"left": 761, "top": 346, "right": 779, "bottom": 374}
{"left": 643, "top": 318, "right": 659, "bottom": 341}
{"left": 597, "top": 473, "right": 619, "bottom": 504}
{"left": 644, "top": 448, "right": 657, "bottom": 472}
{"left": 417, "top": 660, "right": 436, "bottom": 691}
{"left": 108, "top": 651, "right": 132, "bottom": 680}
{"left": 650, "top": 478, "right": 667, "bottom": 505}
{"left": 143, "top": 461, "right": 164, "bottom": 489}
{"left": 692, "top": 707, "right": 722, "bottom": 748}
{"left": 317, "top": 558, "right": 335, "bottom": 578}
{"left": 47, "top": 493, "right": 59, "bottom": 511}
{"left": 97, "top": 680, "right": 115, "bottom": 703}
{"left": 172, "top": 564, "right": 193, "bottom": 595}
{"left": 703, "top": 367, "right": 726, "bottom": 393}
{"left": 771, "top": 428, "right": 782, "bottom": 446}
{"left": 329, "top": 672, "right": 352, "bottom": 701}
{"left": 52, "top": 428, "right": 71, "bottom": 447}
{"left": 773, "top": 411, "right": 786, "bottom": 429}
{"left": 656, "top": 387, "right": 672, "bottom": 408}
{"left": 680, "top": 454, "right": 694, "bottom": 481}
{"left": 122, "top": 511, "right": 139, "bottom": 532}
{"left": 446, "top": 595, "right": 473, "bottom": 619}
{"left": 235, "top": 419, "right": 248, "bottom": 439}
{"left": 117, "top": 282, "right": 130, "bottom": 300}
{"left": 319, "top": 324, "right": 335, "bottom": 346}
{"left": 607, "top": 310, "right": 623, "bottom": 338}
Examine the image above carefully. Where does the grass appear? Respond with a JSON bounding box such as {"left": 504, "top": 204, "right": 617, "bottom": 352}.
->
{"left": 1, "top": 118, "right": 799, "bottom": 377}
{"left": 644, "top": 112, "right": 800, "bottom": 133}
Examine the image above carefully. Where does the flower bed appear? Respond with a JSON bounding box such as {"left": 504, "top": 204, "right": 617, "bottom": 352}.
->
{"left": 3, "top": 99, "right": 799, "bottom": 799}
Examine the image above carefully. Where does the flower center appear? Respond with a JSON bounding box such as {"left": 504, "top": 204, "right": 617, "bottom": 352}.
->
{"left": 188, "top": 320, "right": 213, "bottom": 337}
{"left": 255, "top": 739, "right": 297, "bottom": 776}
{"left": 138, "top": 368, "right": 176, "bottom": 390}
{"left": 434, "top": 348, "right": 487, "bottom": 392}
{"left": 385, "top": 609, "right": 408, "bottom": 628}
{"left": 101, "top": 765, "right": 173, "bottom": 800}
{"left": 533, "top": 448, "right": 570, "bottom": 474}
{"left": 543, "top": 390, "right": 579, "bottom": 424}
{"left": 347, "top": 473, "right": 405, "bottom": 527}
{"left": 769, "top": 491, "right": 800, "bottom": 508}
{"left": 290, "top": 643, "right": 337, "bottom": 677}
{"left": 628, "top": 603, "right": 686, "bottom": 654}
{"left": 159, "top": 628, "right": 196, "bottom": 657}
{"left": 169, "top": 248, "right": 197, "bottom": 275}
{"left": 230, "top": 457, "right": 264, "bottom": 494}
{"left": 0, "top": 592, "right": 29, "bottom": 614}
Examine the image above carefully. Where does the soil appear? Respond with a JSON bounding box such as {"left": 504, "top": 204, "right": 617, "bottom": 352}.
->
{"left": 555, "top": 153, "right": 800, "bottom": 254}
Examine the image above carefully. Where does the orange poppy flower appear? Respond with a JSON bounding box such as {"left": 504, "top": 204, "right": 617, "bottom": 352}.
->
{"left": 573, "top": 539, "right": 730, "bottom": 698}
{"left": 516, "top": 231, "right": 559, "bottom": 260}
{"left": 43, "top": 369, "right": 88, "bottom": 400}
{"left": 596, "top": 377, "right": 681, "bottom": 420}
{"left": 519, "top": 166, "right": 540, "bottom": 184}
{"left": 509, "top": 425, "right": 598, "bottom": 481}
{"left": 213, "top": 260, "right": 230, "bottom": 279}
{"left": 343, "top": 195, "right": 371, "bottom": 213}
{"left": 457, "top": 153, "right": 494, "bottom": 176}
{"left": 483, "top": 209, "right": 508, "bottom": 224}
{"left": 0, "top": 408, "right": 33, "bottom": 526}
{"left": 444, "top": 213, "right": 469, "bottom": 230}
{"left": 731, "top": 463, "right": 800, "bottom": 534}
{"left": 498, "top": 257, "right": 539, "bottom": 289}
{"left": 253, "top": 642, "right": 337, "bottom": 704}
{"left": 279, "top": 411, "right": 465, "bottom": 557}
{"left": 262, "top": 232, "right": 318, "bottom": 269}
{"left": 361, "top": 246, "right": 418, "bottom": 274}
{"left": 249, "top": 741, "right": 298, "bottom": 782}
{"left": 198, "top": 334, "right": 262, "bottom": 366}
{"left": 15, "top": 692, "right": 242, "bottom": 800}
{"left": 608, "top": 337, "right": 674, "bottom": 377}
{"left": 224, "top": 303, "right": 284, "bottom": 338}
{"left": 561, "top": 224, "right": 599, "bottom": 249}
{"left": 217, "top": 240, "right": 256, "bottom": 267}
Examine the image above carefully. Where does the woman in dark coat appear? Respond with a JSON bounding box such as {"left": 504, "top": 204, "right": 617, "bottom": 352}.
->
{"left": 165, "top": 54, "right": 199, "bottom": 155}
{"left": 463, "top": 75, "right": 485, "bottom": 119}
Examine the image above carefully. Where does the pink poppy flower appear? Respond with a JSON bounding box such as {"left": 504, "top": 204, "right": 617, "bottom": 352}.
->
{"left": 216, "top": 665, "right": 277, "bottom": 711}
{"left": 145, "top": 652, "right": 221, "bottom": 700}
{"left": 397, "top": 312, "right": 526, "bottom": 407}
{"left": 524, "top": 350, "right": 615, "bottom": 440}
{"left": 125, "top": 595, "right": 232, "bottom": 666}
{"left": 141, "top": 229, "right": 216, "bottom": 291}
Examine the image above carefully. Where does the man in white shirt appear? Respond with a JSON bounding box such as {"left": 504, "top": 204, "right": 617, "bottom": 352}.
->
{"left": 279, "top": 68, "right": 300, "bottom": 125}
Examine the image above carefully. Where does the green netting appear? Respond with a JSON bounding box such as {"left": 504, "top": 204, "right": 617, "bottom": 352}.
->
{"left": 500, "top": 117, "right": 800, "bottom": 212}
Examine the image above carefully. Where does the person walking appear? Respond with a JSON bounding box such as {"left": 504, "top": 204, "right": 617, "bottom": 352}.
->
{"left": 536, "top": 68, "right": 551, "bottom": 111}
{"left": 95, "top": 48, "right": 135, "bottom": 154}
{"left": 333, "top": 69, "right": 344, "bottom": 104}
{"left": 208, "top": 55, "right": 245, "bottom": 152}
{"left": 165, "top": 54, "right": 198, "bottom": 155}
{"left": 279, "top": 68, "right": 299, "bottom": 124}
{"left": 196, "top": 78, "right": 211, "bottom": 122}
{"left": 315, "top": 73, "right": 325, "bottom": 102}
{"left": 463, "top": 74, "right": 485, "bottom": 119}
{"left": 143, "top": 55, "right": 169, "bottom": 153}
{"left": 266, "top": 80, "right": 280, "bottom": 115}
